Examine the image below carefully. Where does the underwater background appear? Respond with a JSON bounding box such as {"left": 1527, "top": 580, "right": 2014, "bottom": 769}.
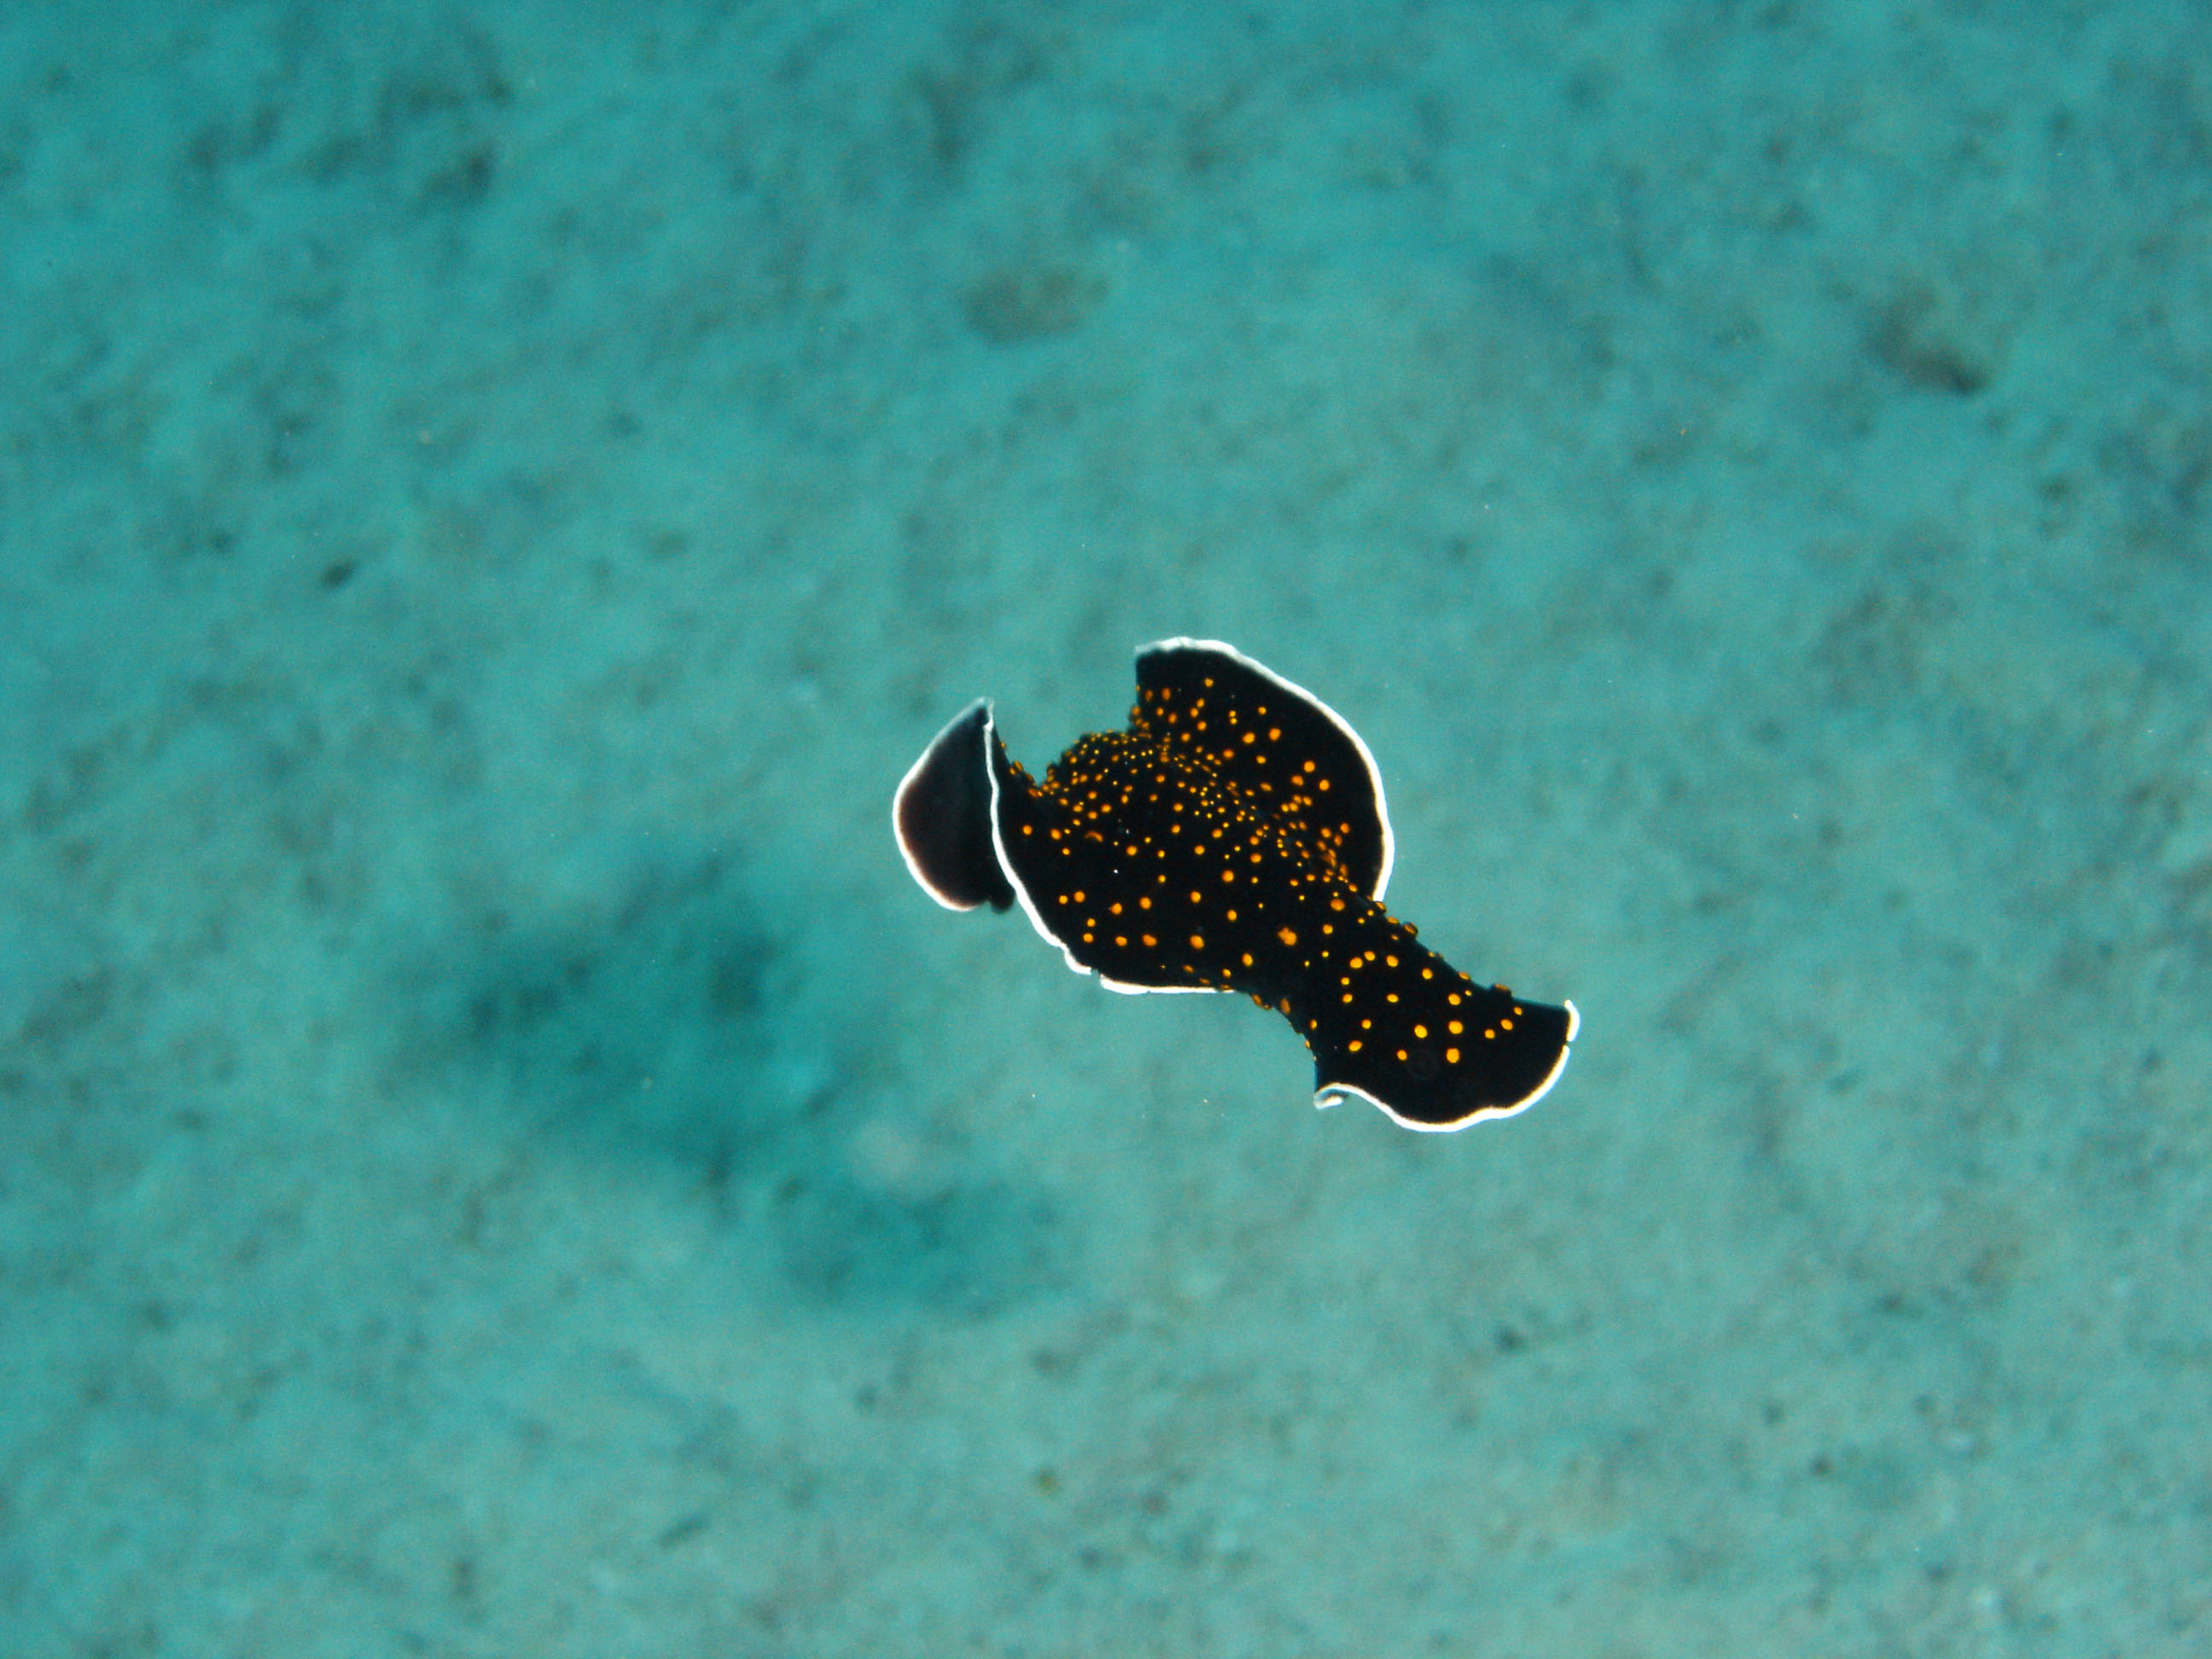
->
{"left": 3, "top": 1, "right": 2208, "bottom": 1653}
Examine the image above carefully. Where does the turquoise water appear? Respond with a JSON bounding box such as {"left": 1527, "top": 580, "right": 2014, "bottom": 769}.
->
{"left": 3, "top": 2, "right": 2207, "bottom": 1652}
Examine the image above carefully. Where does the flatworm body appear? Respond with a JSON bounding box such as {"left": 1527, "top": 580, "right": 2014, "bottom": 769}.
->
{"left": 894, "top": 638, "right": 1577, "bottom": 1131}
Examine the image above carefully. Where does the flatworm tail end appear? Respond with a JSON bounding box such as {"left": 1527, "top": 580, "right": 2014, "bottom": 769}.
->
{"left": 1312, "top": 986, "right": 1579, "bottom": 1132}
{"left": 894, "top": 699, "right": 1016, "bottom": 912}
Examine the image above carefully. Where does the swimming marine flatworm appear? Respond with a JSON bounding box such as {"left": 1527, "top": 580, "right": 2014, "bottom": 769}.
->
{"left": 894, "top": 638, "right": 1577, "bottom": 1131}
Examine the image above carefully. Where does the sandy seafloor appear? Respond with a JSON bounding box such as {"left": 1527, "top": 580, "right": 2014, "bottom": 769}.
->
{"left": 3, "top": 0, "right": 2209, "bottom": 1653}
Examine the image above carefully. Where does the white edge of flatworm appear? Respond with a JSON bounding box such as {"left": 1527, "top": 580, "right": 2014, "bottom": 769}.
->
{"left": 894, "top": 697, "right": 995, "bottom": 911}
{"left": 984, "top": 702, "right": 1225, "bottom": 998}
{"left": 1136, "top": 636, "right": 1395, "bottom": 902}
{"left": 1315, "top": 999, "right": 1580, "bottom": 1132}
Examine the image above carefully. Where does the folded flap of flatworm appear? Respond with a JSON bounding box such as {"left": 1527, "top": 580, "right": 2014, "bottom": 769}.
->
{"left": 893, "top": 639, "right": 1576, "bottom": 1131}
{"left": 894, "top": 698, "right": 1016, "bottom": 913}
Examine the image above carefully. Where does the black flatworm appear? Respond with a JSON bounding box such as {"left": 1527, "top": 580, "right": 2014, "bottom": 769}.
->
{"left": 894, "top": 638, "right": 1577, "bottom": 1131}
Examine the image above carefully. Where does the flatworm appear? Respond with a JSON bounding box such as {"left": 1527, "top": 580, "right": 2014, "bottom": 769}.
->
{"left": 894, "top": 638, "right": 1577, "bottom": 1131}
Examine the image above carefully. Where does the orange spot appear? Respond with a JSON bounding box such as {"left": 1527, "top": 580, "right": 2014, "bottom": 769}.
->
{"left": 1448, "top": 1021, "right": 1463, "bottom": 1035}
{"left": 1190, "top": 934, "right": 1203, "bottom": 950}
{"left": 1278, "top": 928, "right": 1298, "bottom": 947}
{"left": 1413, "top": 1025, "right": 1428, "bottom": 1039}
{"left": 1348, "top": 1039, "right": 1363, "bottom": 1052}
{"left": 1446, "top": 1048, "right": 1459, "bottom": 1063}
